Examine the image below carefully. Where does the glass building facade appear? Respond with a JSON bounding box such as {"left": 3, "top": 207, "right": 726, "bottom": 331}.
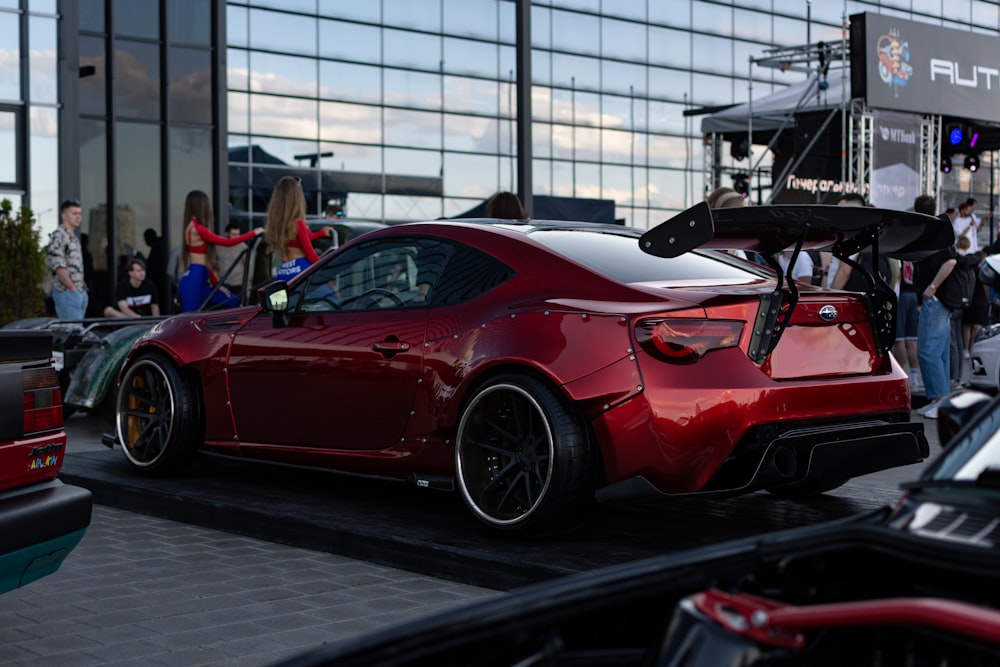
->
{"left": 2, "top": 0, "right": 999, "bottom": 313}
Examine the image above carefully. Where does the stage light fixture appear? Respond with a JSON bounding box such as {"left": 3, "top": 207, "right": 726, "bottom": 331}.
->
{"left": 965, "top": 154, "right": 980, "bottom": 172}
{"left": 732, "top": 173, "right": 750, "bottom": 196}
{"left": 730, "top": 138, "right": 749, "bottom": 162}
{"left": 941, "top": 156, "right": 952, "bottom": 173}
{"left": 947, "top": 124, "right": 964, "bottom": 146}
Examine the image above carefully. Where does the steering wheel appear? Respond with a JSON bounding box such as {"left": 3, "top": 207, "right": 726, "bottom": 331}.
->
{"left": 341, "top": 288, "right": 405, "bottom": 310}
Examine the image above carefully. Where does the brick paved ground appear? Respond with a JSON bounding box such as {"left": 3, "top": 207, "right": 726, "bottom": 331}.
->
{"left": 0, "top": 505, "right": 498, "bottom": 666}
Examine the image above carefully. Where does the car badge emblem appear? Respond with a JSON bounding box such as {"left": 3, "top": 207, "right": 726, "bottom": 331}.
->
{"left": 819, "top": 305, "right": 838, "bottom": 321}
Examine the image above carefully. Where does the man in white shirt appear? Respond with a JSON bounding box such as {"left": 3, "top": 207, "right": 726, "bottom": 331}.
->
{"left": 952, "top": 198, "right": 982, "bottom": 253}
{"left": 778, "top": 250, "right": 815, "bottom": 283}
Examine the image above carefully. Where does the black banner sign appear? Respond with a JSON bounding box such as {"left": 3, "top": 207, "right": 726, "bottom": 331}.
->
{"left": 851, "top": 12, "right": 1000, "bottom": 123}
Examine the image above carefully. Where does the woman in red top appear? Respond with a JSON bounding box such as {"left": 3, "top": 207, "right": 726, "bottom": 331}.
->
{"left": 264, "top": 176, "right": 334, "bottom": 281}
{"left": 177, "top": 190, "right": 263, "bottom": 312}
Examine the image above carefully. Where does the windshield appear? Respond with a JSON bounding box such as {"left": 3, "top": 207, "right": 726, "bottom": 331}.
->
{"left": 528, "top": 229, "right": 768, "bottom": 284}
{"left": 921, "top": 395, "right": 1000, "bottom": 486}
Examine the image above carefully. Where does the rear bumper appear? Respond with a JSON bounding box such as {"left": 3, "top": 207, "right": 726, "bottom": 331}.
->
{"left": 0, "top": 479, "right": 92, "bottom": 593}
{"left": 596, "top": 420, "right": 928, "bottom": 504}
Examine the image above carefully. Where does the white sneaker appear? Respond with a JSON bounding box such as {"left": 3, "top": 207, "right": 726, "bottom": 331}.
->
{"left": 917, "top": 400, "right": 938, "bottom": 419}
{"left": 963, "top": 350, "right": 971, "bottom": 359}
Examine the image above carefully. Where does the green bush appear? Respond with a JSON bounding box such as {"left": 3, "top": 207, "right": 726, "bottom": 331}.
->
{"left": 0, "top": 199, "right": 46, "bottom": 327}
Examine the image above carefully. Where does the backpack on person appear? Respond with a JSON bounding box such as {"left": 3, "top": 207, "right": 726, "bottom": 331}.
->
{"left": 936, "top": 253, "right": 978, "bottom": 310}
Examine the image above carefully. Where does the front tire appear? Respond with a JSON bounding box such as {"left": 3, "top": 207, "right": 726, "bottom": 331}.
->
{"left": 116, "top": 354, "right": 200, "bottom": 474}
{"left": 455, "top": 374, "right": 594, "bottom": 533}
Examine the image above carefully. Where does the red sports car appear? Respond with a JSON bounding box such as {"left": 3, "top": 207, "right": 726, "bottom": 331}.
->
{"left": 113, "top": 203, "right": 946, "bottom": 533}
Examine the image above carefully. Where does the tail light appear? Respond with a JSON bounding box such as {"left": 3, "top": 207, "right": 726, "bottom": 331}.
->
{"left": 635, "top": 318, "right": 744, "bottom": 364}
{"left": 23, "top": 367, "right": 64, "bottom": 435}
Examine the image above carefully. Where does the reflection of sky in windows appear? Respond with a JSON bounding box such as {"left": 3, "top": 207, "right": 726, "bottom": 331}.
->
{"left": 250, "top": 8, "right": 317, "bottom": 56}
{"left": 601, "top": 61, "right": 647, "bottom": 96}
{"left": 444, "top": 152, "right": 498, "bottom": 197}
{"left": 317, "top": 143, "right": 381, "bottom": 173}
{"left": 29, "top": 18, "right": 56, "bottom": 104}
{"left": 649, "top": 67, "right": 690, "bottom": 104}
{"left": 443, "top": 0, "right": 500, "bottom": 40}
{"left": 229, "top": 49, "right": 249, "bottom": 90}
{"left": 531, "top": 50, "right": 551, "bottom": 84}
{"left": 115, "top": 122, "right": 161, "bottom": 254}
{"left": 444, "top": 76, "right": 499, "bottom": 115}
{"left": 648, "top": 135, "right": 688, "bottom": 169}
{"left": 444, "top": 114, "right": 499, "bottom": 153}
{"left": 115, "top": 41, "right": 160, "bottom": 119}
{"left": 602, "top": 128, "right": 643, "bottom": 165}
{"left": 0, "top": 111, "right": 15, "bottom": 183}
{"left": 602, "top": 18, "right": 646, "bottom": 62}
{"left": 692, "top": 2, "right": 732, "bottom": 35}
{"left": 383, "top": 0, "right": 440, "bottom": 33}
{"left": 551, "top": 10, "right": 600, "bottom": 55}
{"left": 444, "top": 37, "right": 498, "bottom": 78}
{"left": 114, "top": 0, "right": 158, "bottom": 39}
{"left": 320, "top": 61, "right": 382, "bottom": 104}
{"left": 250, "top": 94, "right": 318, "bottom": 139}
{"left": 385, "top": 147, "right": 441, "bottom": 178}
{"left": 692, "top": 34, "right": 734, "bottom": 76}
{"left": 385, "top": 108, "right": 441, "bottom": 149}
{"left": 251, "top": 52, "right": 317, "bottom": 97}
{"left": 0, "top": 13, "right": 20, "bottom": 100}
{"left": 169, "top": 47, "right": 212, "bottom": 125}
{"left": 320, "top": 20, "right": 380, "bottom": 64}
{"left": 320, "top": 101, "right": 382, "bottom": 144}
{"left": 227, "top": 5, "right": 248, "bottom": 48}
{"left": 649, "top": 0, "right": 689, "bottom": 28}
{"left": 551, "top": 53, "right": 600, "bottom": 90}
{"left": 383, "top": 29, "right": 441, "bottom": 70}
{"left": 649, "top": 26, "right": 691, "bottom": 68}
{"left": 213, "top": 0, "right": 998, "bottom": 228}
{"left": 384, "top": 69, "right": 441, "bottom": 109}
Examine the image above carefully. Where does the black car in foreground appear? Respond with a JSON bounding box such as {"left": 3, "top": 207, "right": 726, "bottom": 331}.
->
{"left": 276, "top": 391, "right": 1000, "bottom": 666}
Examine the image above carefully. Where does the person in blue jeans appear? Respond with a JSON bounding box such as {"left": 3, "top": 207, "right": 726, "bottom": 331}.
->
{"left": 45, "top": 199, "right": 89, "bottom": 320}
{"left": 916, "top": 244, "right": 958, "bottom": 419}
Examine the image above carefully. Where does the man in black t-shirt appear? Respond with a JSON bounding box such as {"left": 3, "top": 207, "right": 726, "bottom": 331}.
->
{"left": 104, "top": 258, "right": 160, "bottom": 318}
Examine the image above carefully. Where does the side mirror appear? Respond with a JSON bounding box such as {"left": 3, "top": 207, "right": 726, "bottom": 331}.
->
{"left": 937, "top": 389, "right": 992, "bottom": 448}
{"left": 259, "top": 281, "right": 290, "bottom": 327}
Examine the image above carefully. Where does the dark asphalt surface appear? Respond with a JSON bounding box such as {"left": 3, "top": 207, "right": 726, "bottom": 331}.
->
{"left": 0, "top": 411, "right": 942, "bottom": 665}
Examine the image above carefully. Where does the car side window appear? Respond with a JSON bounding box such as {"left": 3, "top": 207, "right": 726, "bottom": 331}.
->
{"left": 427, "top": 244, "right": 514, "bottom": 307}
{"left": 292, "top": 237, "right": 452, "bottom": 313}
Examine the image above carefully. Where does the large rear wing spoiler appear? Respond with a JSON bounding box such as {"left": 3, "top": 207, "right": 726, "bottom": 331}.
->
{"left": 639, "top": 203, "right": 954, "bottom": 362}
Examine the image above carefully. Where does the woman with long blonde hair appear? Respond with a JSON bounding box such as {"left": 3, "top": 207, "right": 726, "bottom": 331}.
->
{"left": 265, "top": 176, "right": 334, "bottom": 280}
{"left": 177, "top": 190, "right": 263, "bottom": 311}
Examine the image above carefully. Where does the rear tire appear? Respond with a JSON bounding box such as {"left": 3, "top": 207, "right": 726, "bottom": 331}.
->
{"left": 116, "top": 354, "right": 200, "bottom": 474}
{"left": 455, "top": 374, "right": 594, "bottom": 534}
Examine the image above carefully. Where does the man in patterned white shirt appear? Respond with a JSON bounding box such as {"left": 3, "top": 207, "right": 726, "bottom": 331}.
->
{"left": 45, "top": 199, "right": 88, "bottom": 320}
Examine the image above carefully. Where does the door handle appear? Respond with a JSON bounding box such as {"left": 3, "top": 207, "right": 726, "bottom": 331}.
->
{"left": 372, "top": 341, "right": 410, "bottom": 352}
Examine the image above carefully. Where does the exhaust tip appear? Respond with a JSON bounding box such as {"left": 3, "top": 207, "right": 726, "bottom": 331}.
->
{"left": 772, "top": 446, "right": 798, "bottom": 479}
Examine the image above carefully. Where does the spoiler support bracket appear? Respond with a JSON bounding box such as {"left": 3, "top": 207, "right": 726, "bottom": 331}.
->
{"left": 749, "top": 236, "right": 801, "bottom": 363}
{"left": 832, "top": 226, "right": 897, "bottom": 355}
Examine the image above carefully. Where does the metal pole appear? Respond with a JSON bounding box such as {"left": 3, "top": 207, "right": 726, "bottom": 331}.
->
{"left": 630, "top": 85, "right": 635, "bottom": 218}
{"left": 515, "top": 0, "right": 533, "bottom": 216}
{"left": 841, "top": 10, "right": 848, "bottom": 185}
{"left": 571, "top": 76, "right": 577, "bottom": 198}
